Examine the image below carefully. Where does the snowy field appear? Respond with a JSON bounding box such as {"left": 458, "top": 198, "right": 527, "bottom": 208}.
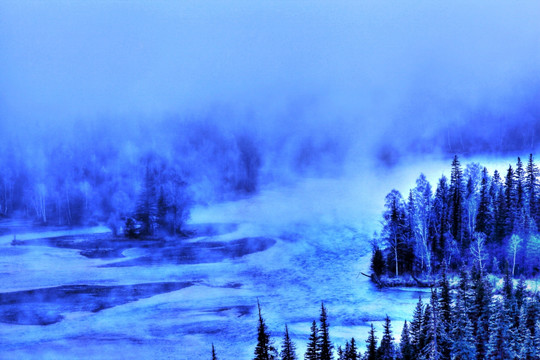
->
{"left": 0, "top": 156, "right": 515, "bottom": 359}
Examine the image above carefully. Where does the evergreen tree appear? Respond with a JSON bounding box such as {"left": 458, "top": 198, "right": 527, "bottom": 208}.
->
{"left": 516, "top": 157, "right": 525, "bottom": 214}
{"left": 212, "top": 343, "right": 218, "bottom": 360}
{"left": 493, "top": 175, "right": 507, "bottom": 244}
{"left": 371, "top": 246, "right": 386, "bottom": 277}
{"left": 525, "top": 154, "right": 539, "bottom": 226}
{"left": 305, "top": 321, "right": 320, "bottom": 360}
{"left": 486, "top": 299, "right": 515, "bottom": 360}
{"left": 450, "top": 155, "right": 464, "bottom": 249}
{"left": 475, "top": 167, "right": 493, "bottom": 238}
{"left": 254, "top": 301, "right": 278, "bottom": 360}
{"left": 470, "top": 268, "right": 491, "bottom": 360}
{"left": 422, "top": 289, "right": 448, "bottom": 360}
{"left": 347, "top": 338, "right": 358, "bottom": 360}
{"left": 438, "top": 270, "right": 452, "bottom": 334}
{"left": 504, "top": 165, "right": 516, "bottom": 237}
{"left": 365, "top": 324, "right": 379, "bottom": 360}
{"left": 280, "top": 325, "right": 297, "bottom": 360}
{"left": 451, "top": 290, "right": 476, "bottom": 360}
{"left": 410, "top": 296, "right": 424, "bottom": 357}
{"left": 432, "top": 176, "right": 450, "bottom": 266}
{"left": 516, "top": 276, "right": 526, "bottom": 311}
{"left": 399, "top": 321, "right": 413, "bottom": 360}
{"left": 319, "top": 302, "right": 334, "bottom": 360}
{"left": 378, "top": 315, "right": 395, "bottom": 360}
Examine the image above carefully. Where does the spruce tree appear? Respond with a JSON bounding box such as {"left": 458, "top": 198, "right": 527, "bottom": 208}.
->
{"left": 439, "top": 270, "right": 452, "bottom": 333}
{"left": 432, "top": 176, "right": 450, "bottom": 265}
{"left": 319, "top": 302, "right": 334, "bottom": 360}
{"left": 305, "top": 321, "right": 320, "bottom": 360}
{"left": 470, "top": 268, "right": 491, "bottom": 360}
{"left": 475, "top": 167, "right": 493, "bottom": 237}
{"left": 280, "top": 325, "right": 297, "bottom": 360}
{"left": 504, "top": 165, "right": 516, "bottom": 237}
{"left": 365, "top": 323, "right": 378, "bottom": 360}
{"left": 409, "top": 296, "right": 424, "bottom": 357}
{"left": 526, "top": 154, "right": 539, "bottom": 226}
{"left": 347, "top": 338, "right": 358, "bottom": 360}
{"left": 212, "top": 343, "right": 218, "bottom": 360}
{"left": 451, "top": 291, "right": 476, "bottom": 360}
{"left": 378, "top": 315, "right": 395, "bottom": 360}
{"left": 399, "top": 321, "right": 413, "bottom": 360}
{"left": 422, "top": 289, "right": 448, "bottom": 360}
{"left": 486, "top": 299, "right": 515, "bottom": 360}
{"left": 254, "top": 301, "right": 277, "bottom": 360}
{"left": 450, "top": 155, "right": 464, "bottom": 248}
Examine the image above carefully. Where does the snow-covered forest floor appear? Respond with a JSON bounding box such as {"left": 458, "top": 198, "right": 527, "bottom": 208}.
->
{"left": 0, "top": 156, "right": 512, "bottom": 359}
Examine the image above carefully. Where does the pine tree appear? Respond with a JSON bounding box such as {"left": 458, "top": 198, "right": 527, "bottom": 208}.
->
{"left": 438, "top": 270, "right": 452, "bottom": 333}
{"left": 516, "top": 157, "right": 525, "bottom": 213}
{"left": 305, "top": 321, "right": 320, "bottom": 360}
{"left": 280, "top": 325, "right": 297, "bottom": 360}
{"left": 526, "top": 154, "right": 539, "bottom": 227}
{"left": 212, "top": 343, "right": 218, "bottom": 360}
{"left": 399, "top": 321, "right": 413, "bottom": 360}
{"left": 475, "top": 167, "right": 493, "bottom": 237}
{"left": 422, "top": 289, "right": 448, "bottom": 360}
{"left": 493, "top": 175, "right": 507, "bottom": 244}
{"left": 254, "top": 301, "right": 278, "bottom": 360}
{"left": 319, "top": 302, "right": 334, "bottom": 360}
{"left": 432, "top": 176, "right": 450, "bottom": 266}
{"left": 451, "top": 290, "right": 476, "bottom": 360}
{"left": 450, "top": 155, "right": 464, "bottom": 249}
{"left": 515, "top": 276, "right": 526, "bottom": 311}
{"left": 365, "top": 324, "right": 378, "bottom": 360}
{"left": 410, "top": 296, "right": 424, "bottom": 357}
{"left": 516, "top": 305, "right": 535, "bottom": 359}
{"left": 470, "top": 268, "right": 491, "bottom": 360}
{"left": 378, "top": 315, "right": 395, "bottom": 360}
{"left": 371, "top": 246, "right": 386, "bottom": 277}
{"left": 486, "top": 299, "right": 515, "bottom": 360}
{"left": 347, "top": 338, "right": 359, "bottom": 360}
{"left": 504, "top": 165, "right": 516, "bottom": 237}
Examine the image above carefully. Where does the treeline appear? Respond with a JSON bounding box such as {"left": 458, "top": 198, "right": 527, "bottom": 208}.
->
{"left": 214, "top": 269, "right": 540, "bottom": 360}
{"left": 373, "top": 155, "right": 540, "bottom": 278}
{"left": 0, "top": 119, "right": 262, "bottom": 229}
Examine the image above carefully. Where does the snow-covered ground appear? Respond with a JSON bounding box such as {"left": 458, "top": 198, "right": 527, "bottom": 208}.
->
{"left": 0, "top": 155, "right": 517, "bottom": 359}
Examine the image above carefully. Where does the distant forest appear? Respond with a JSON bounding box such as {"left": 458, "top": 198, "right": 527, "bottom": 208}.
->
{"left": 0, "top": 119, "right": 268, "bottom": 234}
{"left": 239, "top": 269, "right": 540, "bottom": 360}
{"left": 373, "top": 155, "right": 540, "bottom": 279}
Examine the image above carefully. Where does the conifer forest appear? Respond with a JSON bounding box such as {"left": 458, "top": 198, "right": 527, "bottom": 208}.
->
{"left": 2, "top": 2, "right": 540, "bottom": 359}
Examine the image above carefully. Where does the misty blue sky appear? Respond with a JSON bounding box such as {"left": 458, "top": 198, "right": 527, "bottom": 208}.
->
{"left": 1, "top": 1, "right": 540, "bottom": 146}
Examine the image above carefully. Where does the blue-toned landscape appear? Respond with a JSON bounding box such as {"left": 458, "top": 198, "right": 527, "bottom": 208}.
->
{"left": 1, "top": 2, "right": 540, "bottom": 359}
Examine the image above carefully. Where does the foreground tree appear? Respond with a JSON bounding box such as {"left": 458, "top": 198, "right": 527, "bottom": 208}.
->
{"left": 254, "top": 301, "right": 278, "bottom": 360}
{"left": 212, "top": 344, "right": 218, "bottom": 360}
{"left": 365, "top": 324, "right": 378, "bottom": 360}
{"left": 378, "top": 315, "right": 395, "bottom": 360}
{"left": 280, "top": 325, "right": 297, "bottom": 360}
{"left": 319, "top": 302, "right": 334, "bottom": 360}
{"left": 305, "top": 321, "right": 320, "bottom": 360}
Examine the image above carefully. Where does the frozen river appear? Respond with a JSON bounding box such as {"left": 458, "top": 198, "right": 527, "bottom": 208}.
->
{"left": 0, "top": 175, "right": 434, "bottom": 359}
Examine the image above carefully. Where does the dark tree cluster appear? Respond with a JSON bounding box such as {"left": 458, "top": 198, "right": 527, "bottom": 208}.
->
{"left": 374, "top": 154, "right": 540, "bottom": 278}
{"left": 218, "top": 270, "right": 540, "bottom": 360}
